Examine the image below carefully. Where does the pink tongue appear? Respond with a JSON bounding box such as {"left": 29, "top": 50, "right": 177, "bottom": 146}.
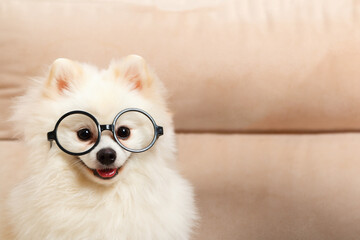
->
{"left": 96, "top": 168, "right": 117, "bottom": 178}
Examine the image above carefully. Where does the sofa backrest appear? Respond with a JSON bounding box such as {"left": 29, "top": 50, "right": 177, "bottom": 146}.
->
{"left": 1, "top": 0, "right": 360, "bottom": 140}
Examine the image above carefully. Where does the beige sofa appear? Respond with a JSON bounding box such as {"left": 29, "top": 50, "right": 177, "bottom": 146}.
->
{"left": 1, "top": 0, "right": 360, "bottom": 239}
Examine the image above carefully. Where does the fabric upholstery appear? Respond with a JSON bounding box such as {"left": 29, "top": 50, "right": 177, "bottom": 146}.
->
{"left": 2, "top": 134, "right": 360, "bottom": 239}
{"left": 1, "top": 0, "right": 360, "bottom": 139}
{"left": 177, "top": 133, "right": 360, "bottom": 240}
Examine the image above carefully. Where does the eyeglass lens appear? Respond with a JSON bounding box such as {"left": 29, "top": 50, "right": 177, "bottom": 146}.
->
{"left": 114, "top": 111, "right": 155, "bottom": 151}
{"left": 56, "top": 113, "right": 99, "bottom": 154}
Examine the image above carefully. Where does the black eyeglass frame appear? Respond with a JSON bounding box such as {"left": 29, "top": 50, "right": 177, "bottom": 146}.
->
{"left": 47, "top": 108, "right": 164, "bottom": 156}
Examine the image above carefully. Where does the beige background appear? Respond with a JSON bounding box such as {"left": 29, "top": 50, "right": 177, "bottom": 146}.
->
{"left": 2, "top": 0, "right": 360, "bottom": 139}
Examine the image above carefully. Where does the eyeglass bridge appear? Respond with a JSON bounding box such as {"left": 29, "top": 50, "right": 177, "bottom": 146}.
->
{"left": 100, "top": 124, "right": 113, "bottom": 132}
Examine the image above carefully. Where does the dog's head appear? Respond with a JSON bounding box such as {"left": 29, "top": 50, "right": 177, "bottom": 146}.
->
{"left": 14, "top": 56, "right": 175, "bottom": 185}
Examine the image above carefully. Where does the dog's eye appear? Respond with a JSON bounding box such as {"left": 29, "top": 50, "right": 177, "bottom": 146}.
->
{"left": 77, "top": 128, "right": 92, "bottom": 141}
{"left": 117, "top": 126, "right": 130, "bottom": 140}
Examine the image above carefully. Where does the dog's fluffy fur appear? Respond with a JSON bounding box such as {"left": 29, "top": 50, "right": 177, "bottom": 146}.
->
{"left": 4, "top": 56, "right": 197, "bottom": 240}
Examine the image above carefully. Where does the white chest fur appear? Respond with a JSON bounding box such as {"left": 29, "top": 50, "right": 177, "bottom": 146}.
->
{"left": 7, "top": 164, "right": 197, "bottom": 240}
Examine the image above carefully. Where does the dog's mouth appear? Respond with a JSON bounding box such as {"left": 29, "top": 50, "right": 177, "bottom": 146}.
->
{"left": 77, "top": 158, "right": 124, "bottom": 180}
{"left": 93, "top": 167, "right": 121, "bottom": 180}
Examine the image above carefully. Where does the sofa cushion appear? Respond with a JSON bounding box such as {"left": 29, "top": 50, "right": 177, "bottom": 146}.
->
{"left": 1, "top": 1, "right": 360, "bottom": 139}
{"left": 179, "top": 133, "right": 360, "bottom": 239}
{"left": 2, "top": 133, "right": 360, "bottom": 239}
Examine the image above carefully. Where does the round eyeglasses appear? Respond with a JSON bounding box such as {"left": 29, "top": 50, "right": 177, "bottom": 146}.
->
{"left": 47, "top": 108, "right": 164, "bottom": 156}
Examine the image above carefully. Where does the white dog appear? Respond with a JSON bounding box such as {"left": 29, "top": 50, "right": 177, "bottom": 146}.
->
{"left": 4, "top": 56, "right": 197, "bottom": 240}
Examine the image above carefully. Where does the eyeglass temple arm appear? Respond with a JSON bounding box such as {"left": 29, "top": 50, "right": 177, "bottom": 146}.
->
{"left": 47, "top": 131, "right": 55, "bottom": 141}
{"left": 47, "top": 131, "right": 55, "bottom": 148}
{"left": 156, "top": 126, "right": 163, "bottom": 136}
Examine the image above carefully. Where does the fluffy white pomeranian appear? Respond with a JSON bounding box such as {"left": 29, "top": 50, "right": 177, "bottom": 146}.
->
{"left": 4, "top": 55, "right": 197, "bottom": 240}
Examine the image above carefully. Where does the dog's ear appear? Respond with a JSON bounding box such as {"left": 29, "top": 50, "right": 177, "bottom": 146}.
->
{"left": 112, "top": 55, "right": 154, "bottom": 91}
{"left": 45, "top": 58, "right": 82, "bottom": 94}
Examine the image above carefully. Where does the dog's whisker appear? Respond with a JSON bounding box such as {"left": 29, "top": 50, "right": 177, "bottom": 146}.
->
{"left": 70, "top": 157, "right": 84, "bottom": 168}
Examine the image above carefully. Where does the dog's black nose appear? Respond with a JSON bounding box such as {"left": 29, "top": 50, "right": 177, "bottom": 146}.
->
{"left": 97, "top": 148, "right": 116, "bottom": 165}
